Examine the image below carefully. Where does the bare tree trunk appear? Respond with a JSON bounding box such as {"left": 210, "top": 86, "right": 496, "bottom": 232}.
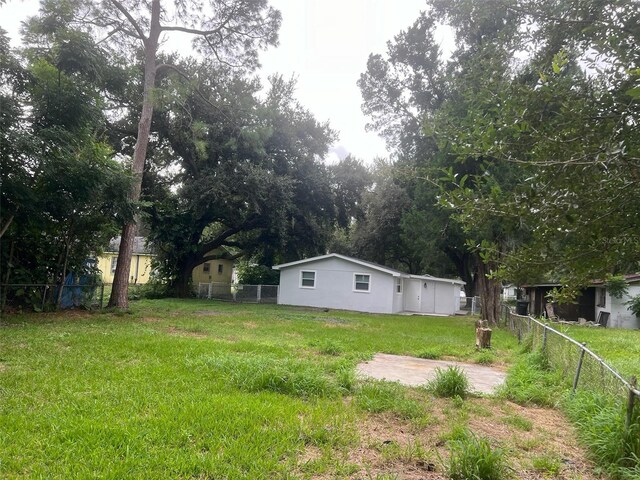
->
{"left": 108, "top": 0, "right": 161, "bottom": 308}
{"left": 476, "top": 254, "right": 502, "bottom": 325}
{"left": 56, "top": 240, "right": 71, "bottom": 308}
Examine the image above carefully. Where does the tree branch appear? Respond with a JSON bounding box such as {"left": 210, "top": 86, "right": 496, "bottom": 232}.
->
{"left": 108, "top": 0, "right": 147, "bottom": 41}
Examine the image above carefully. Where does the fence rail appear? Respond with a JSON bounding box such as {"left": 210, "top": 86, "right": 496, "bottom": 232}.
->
{"left": 505, "top": 308, "right": 639, "bottom": 434}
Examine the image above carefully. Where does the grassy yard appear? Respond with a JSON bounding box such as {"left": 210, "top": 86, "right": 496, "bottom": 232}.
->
{"left": 0, "top": 299, "right": 634, "bottom": 478}
{"left": 561, "top": 324, "right": 640, "bottom": 380}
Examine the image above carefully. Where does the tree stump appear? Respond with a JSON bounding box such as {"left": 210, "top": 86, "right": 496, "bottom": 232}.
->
{"left": 475, "top": 319, "right": 492, "bottom": 349}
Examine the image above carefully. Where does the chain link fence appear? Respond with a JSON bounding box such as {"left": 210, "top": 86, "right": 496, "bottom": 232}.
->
{"left": 196, "top": 282, "right": 278, "bottom": 304}
{"left": 505, "top": 307, "right": 639, "bottom": 435}
{"left": 1, "top": 283, "right": 149, "bottom": 312}
{"left": 459, "top": 296, "right": 481, "bottom": 315}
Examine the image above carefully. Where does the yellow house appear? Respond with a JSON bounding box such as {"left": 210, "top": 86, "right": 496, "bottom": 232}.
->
{"left": 98, "top": 236, "right": 154, "bottom": 284}
{"left": 191, "top": 249, "right": 235, "bottom": 285}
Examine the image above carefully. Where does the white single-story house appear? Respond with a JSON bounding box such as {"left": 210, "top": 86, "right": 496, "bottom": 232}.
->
{"left": 593, "top": 274, "right": 640, "bottom": 329}
{"left": 272, "top": 253, "right": 465, "bottom": 315}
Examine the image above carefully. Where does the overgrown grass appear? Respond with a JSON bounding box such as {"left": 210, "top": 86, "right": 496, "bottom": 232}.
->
{"left": 498, "top": 350, "right": 565, "bottom": 406}
{"left": 426, "top": 366, "right": 470, "bottom": 399}
{"left": 447, "top": 432, "right": 510, "bottom": 480}
{"left": 2, "top": 299, "right": 515, "bottom": 478}
{"left": 500, "top": 342, "right": 640, "bottom": 478}
{"left": 562, "top": 390, "right": 640, "bottom": 479}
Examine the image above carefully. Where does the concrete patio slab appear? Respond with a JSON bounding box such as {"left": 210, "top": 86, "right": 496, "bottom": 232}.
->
{"left": 356, "top": 353, "right": 507, "bottom": 394}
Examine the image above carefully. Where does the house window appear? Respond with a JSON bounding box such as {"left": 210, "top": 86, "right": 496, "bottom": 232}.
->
{"left": 597, "top": 288, "right": 606, "bottom": 308}
{"left": 300, "top": 271, "right": 316, "bottom": 288}
{"left": 203, "top": 263, "right": 210, "bottom": 273}
{"left": 354, "top": 274, "right": 371, "bottom": 292}
{"left": 395, "top": 278, "right": 402, "bottom": 293}
{"left": 110, "top": 256, "right": 118, "bottom": 273}
{"left": 218, "top": 264, "right": 223, "bottom": 274}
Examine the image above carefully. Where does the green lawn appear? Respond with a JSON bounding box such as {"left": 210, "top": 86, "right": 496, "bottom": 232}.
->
{"left": 1, "top": 299, "right": 636, "bottom": 478}
{"left": 561, "top": 324, "right": 640, "bottom": 380}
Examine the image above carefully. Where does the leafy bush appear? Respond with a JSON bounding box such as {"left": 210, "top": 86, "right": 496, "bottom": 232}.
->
{"left": 427, "top": 366, "right": 470, "bottom": 399}
{"left": 235, "top": 261, "right": 280, "bottom": 285}
{"left": 448, "top": 433, "right": 509, "bottom": 480}
{"left": 626, "top": 294, "right": 640, "bottom": 318}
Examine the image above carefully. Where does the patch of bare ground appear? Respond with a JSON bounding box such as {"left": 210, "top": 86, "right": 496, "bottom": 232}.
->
{"left": 299, "top": 397, "right": 600, "bottom": 479}
{"left": 243, "top": 321, "right": 258, "bottom": 329}
{"left": 0, "top": 363, "right": 6, "bottom": 372}
{"left": 165, "top": 326, "right": 208, "bottom": 338}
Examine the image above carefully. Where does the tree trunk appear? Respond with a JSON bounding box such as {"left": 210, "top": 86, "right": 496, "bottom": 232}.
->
{"left": 476, "top": 254, "right": 502, "bottom": 325}
{"left": 108, "top": 0, "right": 161, "bottom": 308}
{"left": 172, "top": 258, "right": 199, "bottom": 298}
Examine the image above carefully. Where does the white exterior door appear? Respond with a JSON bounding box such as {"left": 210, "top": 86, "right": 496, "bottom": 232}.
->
{"left": 404, "top": 279, "right": 421, "bottom": 312}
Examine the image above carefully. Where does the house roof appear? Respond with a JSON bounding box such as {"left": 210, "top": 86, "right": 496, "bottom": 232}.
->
{"left": 272, "top": 253, "right": 465, "bottom": 285}
{"left": 107, "top": 236, "right": 153, "bottom": 255}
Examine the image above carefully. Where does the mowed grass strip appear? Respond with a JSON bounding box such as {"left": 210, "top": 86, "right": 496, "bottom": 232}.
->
{"left": 2, "top": 299, "right": 515, "bottom": 478}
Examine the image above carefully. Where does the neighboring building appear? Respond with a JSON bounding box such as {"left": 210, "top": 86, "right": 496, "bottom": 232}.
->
{"left": 97, "top": 237, "right": 154, "bottom": 284}
{"left": 191, "top": 249, "right": 235, "bottom": 287}
{"left": 593, "top": 275, "right": 640, "bottom": 329}
{"left": 525, "top": 274, "right": 640, "bottom": 329}
{"left": 273, "top": 253, "right": 465, "bottom": 315}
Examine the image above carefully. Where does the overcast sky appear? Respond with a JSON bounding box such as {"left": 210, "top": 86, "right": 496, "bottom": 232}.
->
{"left": 1, "top": 0, "right": 428, "bottom": 163}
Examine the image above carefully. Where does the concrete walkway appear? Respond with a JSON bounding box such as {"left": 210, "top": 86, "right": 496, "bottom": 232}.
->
{"left": 356, "top": 353, "right": 507, "bottom": 394}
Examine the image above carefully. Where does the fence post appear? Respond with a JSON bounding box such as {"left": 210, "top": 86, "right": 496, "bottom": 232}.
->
{"left": 471, "top": 296, "right": 476, "bottom": 315}
{"left": 572, "top": 343, "right": 587, "bottom": 394}
{"left": 626, "top": 376, "right": 638, "bottom": 433}
{"left": 542, "top": 326, "right": 548, "bottom": 353}
{"left": 257, "top": 285, "right": 262, "bottom": 304}
{"left": 99, "top": 284, "right": 105, "bottom": 310}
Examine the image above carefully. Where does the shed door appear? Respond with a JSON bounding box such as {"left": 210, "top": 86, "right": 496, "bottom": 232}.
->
{"left": 404, "top": 279, "right": 421, "bottom": 312}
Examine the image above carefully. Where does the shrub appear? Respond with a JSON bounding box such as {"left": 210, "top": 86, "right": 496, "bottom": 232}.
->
{"left": 427, "top": 366, "right": 470, "bottom": 399}
{"left": 448, "top": 433, "right": 509, "bottom": 480}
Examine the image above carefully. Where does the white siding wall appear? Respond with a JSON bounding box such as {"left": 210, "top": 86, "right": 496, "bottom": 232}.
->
{"left": 434, "top": 282, "right": 457, "bottom": 315}
{"left": 277, "top": 257, "right": 396, "bottom": 314}
{"left": 596, "top": 285, "right": 640, "bottom": 329}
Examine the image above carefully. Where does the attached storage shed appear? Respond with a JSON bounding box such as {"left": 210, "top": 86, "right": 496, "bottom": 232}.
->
{"left": 273, "top": 254, "right": 464, "bottom": 315}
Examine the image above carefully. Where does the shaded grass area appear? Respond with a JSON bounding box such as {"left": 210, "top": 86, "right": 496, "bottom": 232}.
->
{"left": 1, "top": 299, "right": 518, "bottom": 478}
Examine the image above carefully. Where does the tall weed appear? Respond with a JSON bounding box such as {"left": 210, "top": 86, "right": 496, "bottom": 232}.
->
{"left": 427, "top": 366, "right": 470, "bottom": 399}
{"left": 562, "top": 390, "right": 640, "bottom": 478}
{"left": 447, "top": 432, "right": 509, "bottom": 480}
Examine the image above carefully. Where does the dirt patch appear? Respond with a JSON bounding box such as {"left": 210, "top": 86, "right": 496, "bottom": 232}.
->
{"left": 300, "top": 398, "right": 599, "bottom": 479}
{"left": 0, "top": 363, "right": 6, "bottom": 373}
{"left": 165, "top": 326, "right": 208, "bottom": 338}
{"left": 243, "top": 322, "right": 258, "bottom": 329}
